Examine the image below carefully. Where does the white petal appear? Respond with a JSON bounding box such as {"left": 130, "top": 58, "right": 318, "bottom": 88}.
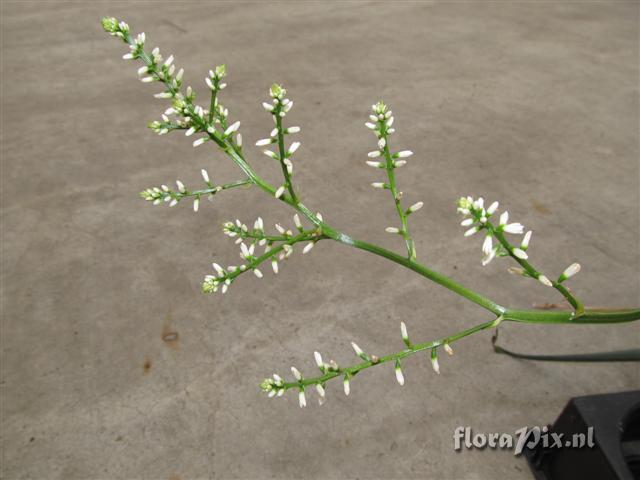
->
{"left": 538, "top": 274, "right": 553, "bottom": 287}
{"left": 512, "top": 248, "right": 528, "bottom": 259}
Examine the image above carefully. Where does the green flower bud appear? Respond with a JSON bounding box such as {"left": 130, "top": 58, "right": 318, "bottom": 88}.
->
{"left": 101, "top": 17, "right": 119, "bottom": 33}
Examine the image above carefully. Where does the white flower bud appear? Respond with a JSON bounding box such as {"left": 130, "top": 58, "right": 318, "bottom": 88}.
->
{"left": 367, "top": 150, "right": 381, "bottom": 158}
{"left": 314, "top": 351, "right": 324, "bottom": 369}
{"left": 343, "top": 377, "right": 350, "bottom": 396}
{"left": 253, "top": 268, "right": 263, "bottom": 279}
{"left": 395, "top": 364, "right": 405, "bottom": 386}
{"left": 274, "top": 185, "right": 285, "bottom": 199}
{"left": 538, "top": 274, "right": 552, "bottom": 287}
{"left": 193, "top": 198, "right": 199, "bottom": 212}
{"left": 298, "top": 390, "right": 306, "bottom": 408}
{"left": 464, "top": 226, "right": 480, "bottom": 237}
{"left": 499, "top": 211, "right": 509, "bottom": 226}
{"left": 291, "top": 366, "right": 302, "bottom": 381}
{"left": 460, "top": 218, "right": 474, "bottom": 227}
{"left": 486, "top": 201, "right": 499, "bottom": 215}
{"left": 521, "top": 230, "right": 532, "bottom": 250}
{"left": 366, "top": 161, "right": 383, "bottom": 168}
{"left": 396, "top": 150, "right": 413, "bottom": 158}
{"left": 444, "top": 343, "right": 454, "bottom": 355}
{"left": 302, "top": 242, "right": 315, "bottom": 254}
{"left": 400, "top": 322, "right": 409, "bottom": 342}
{"left": 385, "top": 227, "right": 400, "bottom": 234}
{"left": 287, "top": 126, "right": 301, "bottom": 133}
{"left": 365, "top": 122, "right": 376, "bottom": 130}
{"left": 408, "top": 202, "right": 424, "bottom": 213}
{"left": 224, "top": 121, "right": 240, "bottom": 136}
{"left": 255, "top": 138, "right": 273, "bottom": 146}
{"left": 561, "top": 263, "right": 581, "bottom": 280}
{"left": 176, "top": 180, "right": 186, "bottom": 193}
{"left": 201, "top": 169, "right": 210, "bottom": 183}
{"left": 351, "top": 342, "right": 364, "bottom": 357}
{"left": 193, "top": 137, "right": 207, "bottom": 147}
{"left": 512, "top": 248, "right": 528, "bottom": 259}
{"left": 371, "top": 182, "right": 386, "bottom": 189}
{"left": 504, "top": 223, "right": 524, "bottom": 234}
{"left": 263, "top": 150, "right": 278, "bottom": 159}
{"left": 287, "top": 141, "right": 300, "bottom": 155}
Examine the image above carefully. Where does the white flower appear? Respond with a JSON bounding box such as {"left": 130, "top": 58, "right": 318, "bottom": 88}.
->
{"left": 408, "top": 202, "right": 424, "bottom": 213}
{"left": 287, "top": 126, "right": 300, "bottom": 133}
{"left": 288, "top": 142, "right": 300, "bottom": 155}
{"left": 386, "top": 116, "right": 394, "bottom": 127}
{"left": 396, "top": 150, "right": 413, "bottom": 158}
{"left": 394, "top": 160, "right": 407, "bottom": 168}
{"left": 521, "top": 230, "right": 532, "bottom": 250}
{"left": 302, "top": 242, "right": 315, "bottom": 254}
{"left": 185, "top": 127, "right": 196, "bottom": 137}
{"left": 365, "top": 122, "right": 376, "bottom": 130}
{"left": 366, "top": 161, "right": 383, "bottom": 168}
{"left": 298, "top": 390, "right": 306, "bottom": 408}
{"left": 351, "top": 342, "right": 364, "bottom": 357}
{"left": 176, "top": 68, "right": 184, "bottom": 81}
{"left": 499, "top": 211, "right": 509, "bottom": 226}
{"left": 503, "top": 223, "right": 524, "bottom": 234}
{"left": 512, "top": 248, "right": 528, "bottom": 259}
{"left": 271, "top": 258, "right": 278, "bottom": 274}
{"left": 140, "top": 76, "right": 154, "bottom": 83}
{"left": 385, "top": 227, "right": 400, "bottom": 234}
{"left": 464, "top": 226, "right": 480, "bottom": 237}
{"left": 444, "top": 343, "right": 454, "bottom": 355}
{"left": 205, "top": 77, "right": 215, "bottom": 90}
{"left": 291, "top": 366, "right": 302, "bottom": 381}
{"left": 371, "top": 182, "right": 386, "bottom": 189}
{"left": 164, "top": 55, "right": 174, "bottom": 67}
{"left": 274, "top": 185, "right": 286, "bottom": 199}
{"left": 176, "top": 180, "right": 186, "bottom": 193}
{"left": 201, "top": 169, "right": 210, "bottom": 183}
{"left": 193, "top": 137, "right": 207, "bottom": 147}
{"left": 193, "top": 198, "right": 199, "bottom": 212}
{"left": 343, "top": 377, "right": 350, "bottom": 396}
{"left": 253, "top": 268, "right": 263, "bottom": 279}
{"left": 395, "top": 365, "right": 405, "bottom": 386}
{"left": 224, "top": 121, "right": 240, "bottom": 136}
{"left": 538, "top": 274, "right": 552, "bottom": 287}
{"left": 487, "top": 201, "right": 499, "bottom": 215}
{"left": 263, "top": 150, "right": 278, "bottom": 159}
{"left": 561, "top": 263, "right": 581, "bottom": 280}
{"left": 400, "top": 322, "right": 409, "bottom": 342}
{"left": 368, "top": 150, "right": 381, "bottom": 158}
{"left": 316, "top": 384, "right": 325, "bottom": 397}
{"left": 255, "top": 138, "right": 273, "bottom": 146}
{"left": 137, "top": 66, "right": 148, "bottom": 76}
{"left": 262, "top": 102, "right": 274, "bottom": 112}
{"left": 154, "top": 92, "right": 172, "bottom": 99}
{"left": 378, "top": 138, "right": 386, "bottom": 149}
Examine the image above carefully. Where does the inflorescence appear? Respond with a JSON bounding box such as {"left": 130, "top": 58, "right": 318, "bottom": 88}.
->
{"left": 102, "top": 16, "right": 638, "bottom": 409}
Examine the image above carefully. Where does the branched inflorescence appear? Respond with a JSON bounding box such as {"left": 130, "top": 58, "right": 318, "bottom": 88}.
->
{"left": 103, "top": 17, "right": 640, "bottom": 409}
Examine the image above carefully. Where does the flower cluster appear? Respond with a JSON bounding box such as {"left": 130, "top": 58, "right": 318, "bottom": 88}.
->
{"left": 457, "top": 196, "right": 581, "bottom": 287}
{"left": 140, "top": 170, "right": 249, "bottom": 211}
{"left": 365, "top": 102, "right": 419, "bottom": 260}
{"left": 202, "top": 214, "right": 322, "bottom": 294}
{"left": 260, "top": 320, "right": 452, "bottom": 408}
{"left": 258, "top": 84, "right": 300, "bottom": 200}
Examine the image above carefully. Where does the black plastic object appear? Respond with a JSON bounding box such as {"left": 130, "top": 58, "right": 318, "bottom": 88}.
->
{"left": 524, "top": 390, "right": 640, "bottom": 480}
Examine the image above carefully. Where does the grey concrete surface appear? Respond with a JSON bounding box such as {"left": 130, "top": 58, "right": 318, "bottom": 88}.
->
{"left": 1, "top": 1, "right": 639, "bottom": 479}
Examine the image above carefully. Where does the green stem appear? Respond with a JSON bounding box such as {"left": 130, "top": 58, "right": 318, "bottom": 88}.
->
{"left": 382, "top": 143, "right": 416, "bottom": 261}
{"left": 491, "top": 227, "right": 584, "bottom": 314}
{"left": 120, "top": 32, "right": 639, "bottom": 328}
{"left": 275, "top": 115, "right": 299, "bottom": 204}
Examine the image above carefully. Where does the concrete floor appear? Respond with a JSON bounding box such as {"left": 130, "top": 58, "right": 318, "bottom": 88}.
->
{"left": 2, "top": 1, "right": 639, "bottom": 479}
